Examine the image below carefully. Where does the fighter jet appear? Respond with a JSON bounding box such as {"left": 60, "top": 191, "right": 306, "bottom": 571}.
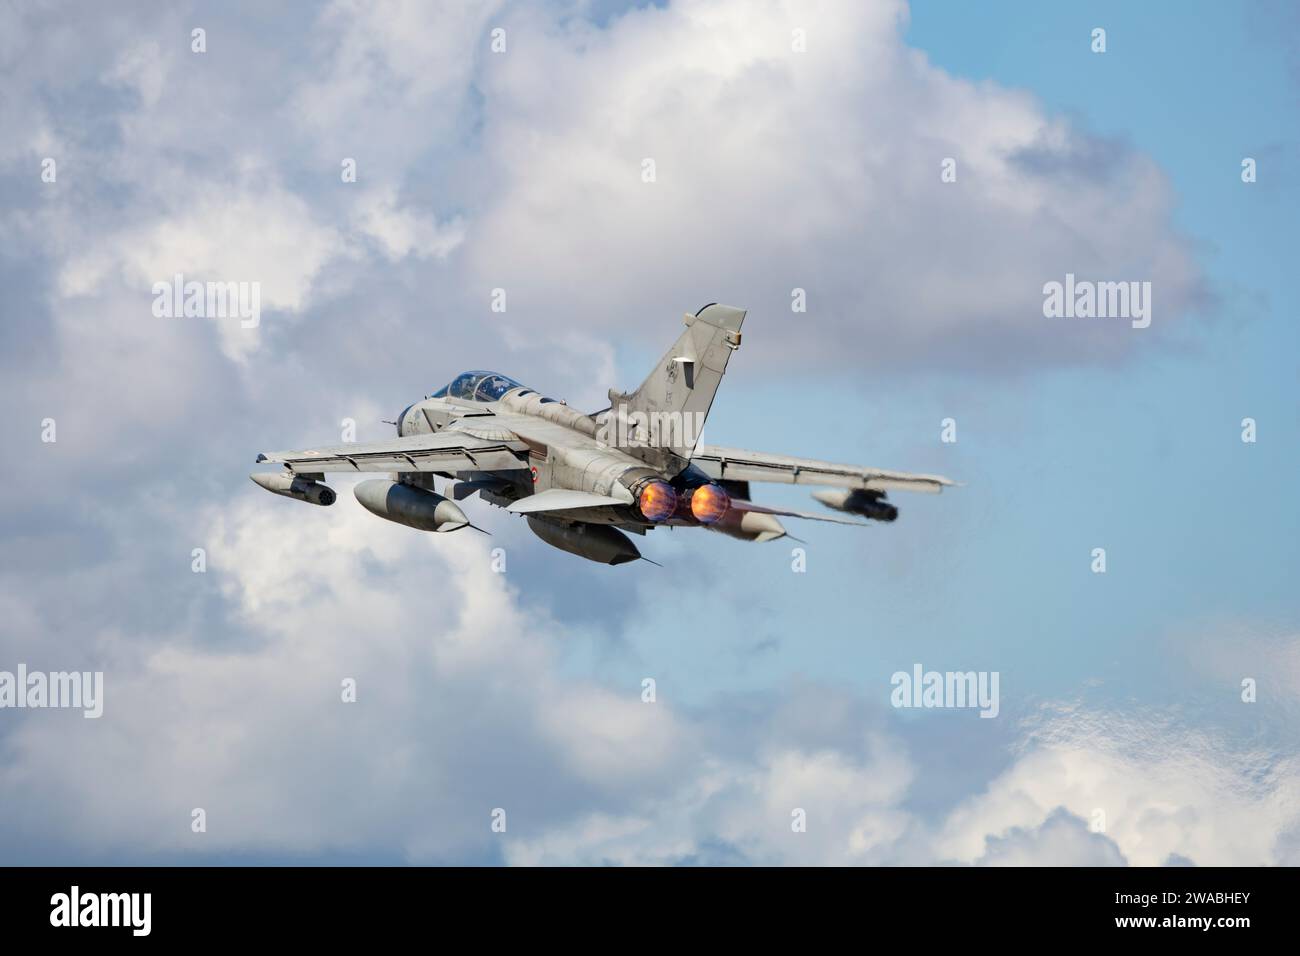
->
{"left": 251, "top": 304, "right": 955, "bottom": 565}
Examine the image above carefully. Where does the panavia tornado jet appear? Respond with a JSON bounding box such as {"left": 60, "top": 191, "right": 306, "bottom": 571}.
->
{"left": 252, "top": 304, "right": 955, "bottom": 565}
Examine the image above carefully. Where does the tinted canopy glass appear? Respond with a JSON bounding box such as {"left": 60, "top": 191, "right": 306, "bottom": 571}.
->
{"left": 433, "top": 371, "right": 526, "bottom": 402}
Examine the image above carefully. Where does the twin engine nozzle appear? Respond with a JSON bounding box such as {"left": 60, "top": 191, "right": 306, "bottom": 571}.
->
{"left": 636, "top": 479, "right": 677, "bottom": 522}
{"left": 636, "top": 479, "right": 731, "bottom": 525}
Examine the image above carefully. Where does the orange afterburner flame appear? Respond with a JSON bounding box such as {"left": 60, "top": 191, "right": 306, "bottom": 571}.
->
{"left": 691, "top": 483, "right": 730, "bottom": 524}
{"left": 638, "top": 480, "right": 677, "bottom": 522}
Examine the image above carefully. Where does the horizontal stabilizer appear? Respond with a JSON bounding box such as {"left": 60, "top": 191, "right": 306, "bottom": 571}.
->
{"left": 507, "top": 489, "right": 630, "bottom": 514}
{"left": 728, "top": 499, "right": 869, "bottom": 526}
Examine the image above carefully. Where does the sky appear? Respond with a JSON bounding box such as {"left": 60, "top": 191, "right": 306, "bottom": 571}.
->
{"left": 0, "top": 0, "right": 1297, "bottom": 865}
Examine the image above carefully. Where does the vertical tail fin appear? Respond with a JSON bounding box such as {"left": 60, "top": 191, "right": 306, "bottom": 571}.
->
{"left": 606, "top": 303, "right": 746, "bottom": 473}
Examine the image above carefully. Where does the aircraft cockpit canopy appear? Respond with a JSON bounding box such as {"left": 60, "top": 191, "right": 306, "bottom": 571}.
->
{"left": 431, "top": 371, "right": 528, "bottom": 403}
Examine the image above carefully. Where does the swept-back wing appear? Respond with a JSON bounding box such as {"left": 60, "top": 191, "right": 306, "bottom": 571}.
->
{"left": 256, "top": 431, "right": 529, "bottom": 474}
{"left": 690, "top": 444, "right": 954, "bottom": 494}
